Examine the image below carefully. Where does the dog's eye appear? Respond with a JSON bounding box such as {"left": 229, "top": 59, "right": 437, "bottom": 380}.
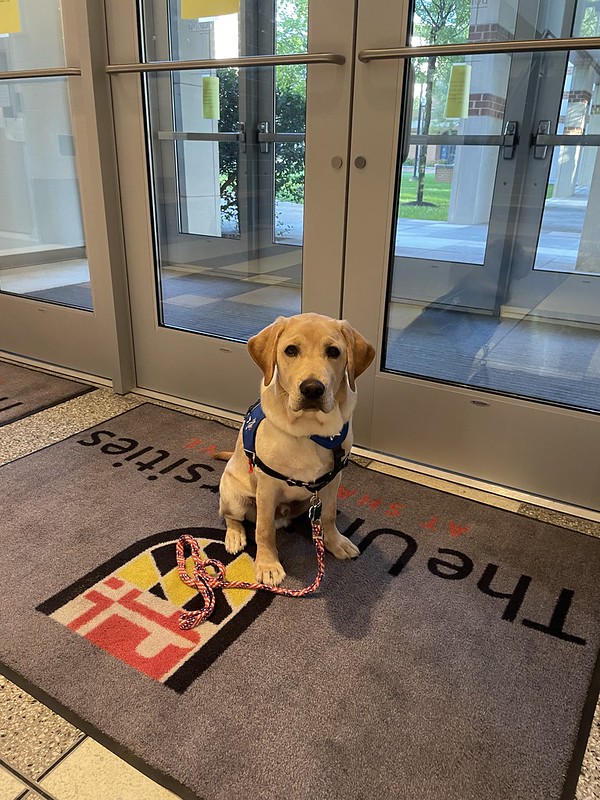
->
{"left": 326, "top": 346, "right": 341, "bottom": 359}
{"left": 284, "top": 345, "right": 299, "bottom": 357}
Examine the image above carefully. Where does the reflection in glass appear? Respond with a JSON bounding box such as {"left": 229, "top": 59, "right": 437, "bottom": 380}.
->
{"left": 0, "top": 77, "right": 91, "bottom": 310}
{"left": 395, "top": 48, "right": 509, "bottom": 265}
{"left": 0, "top": 0, "right": 66, "bottom": 69}
{"left": 385, "top": 1, "right": 600, "bottom": 413}
{"left": 410, "top": 0, "right": 599, "bottom": 46}
{"left": 535, "top": 52, "right": 600, "bottom": 274}
{"left": 145, "top": 0, "right": 306, "bottom": 341}
{"left": 536, "top": 146, "right": 600, "bottom": 274}
{"left": 0, "top": 1, "right": 91, "bottom": 310}
{"left": 274, "top": 3, "right": 306, "bottom": 245}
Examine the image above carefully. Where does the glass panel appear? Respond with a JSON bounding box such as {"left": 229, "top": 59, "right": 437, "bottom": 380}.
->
{"left": 274, "top": 0, "right": 306, "bottom": 245}
{"left": 0, "top": 77, "right": 91, "bottom": 310}
{"left": 410, "top": 0, "right": 516, "bottom": 47}
{"left": 384, "top": 304, "right": 600, "bottom": 412}
{"left": 0, "top": 1, "right": 91, "bottom": 310}
{"left": 171, "top": 67, "right": 241, "bottom": 238}
{"left": 394, "top": 47, "right": 510, "bottom": 273}
{"left": 396, "top": 25, "right": 514, "bottom": 265}
{"left": 0, "top": 0, "right": 66, "bottom": 69}
{"left": 410, "top": 0, "right": 599, "bottom": 46}
{"left": 536, "top": 145, "right": 600, "bottom": 273}
{"left": 384, "top": 1, "right": 600, "bottom": 414}
{"left": 535, "top": 52, "right": 600, "bottom": 274}
{"left": 143, "top": 0, "right": 305, "bottom": 342}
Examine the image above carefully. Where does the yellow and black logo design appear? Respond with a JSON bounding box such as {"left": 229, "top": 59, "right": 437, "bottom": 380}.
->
{"left": 37, "top": 528, "right": 273, "bottom": 692}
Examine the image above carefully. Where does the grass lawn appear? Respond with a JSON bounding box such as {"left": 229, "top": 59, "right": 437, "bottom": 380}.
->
{"left": 398, "top": 168, "right": 451, "bottom": 221}
{"left": 397, "top": 169, "right": 555, "bottom": 221}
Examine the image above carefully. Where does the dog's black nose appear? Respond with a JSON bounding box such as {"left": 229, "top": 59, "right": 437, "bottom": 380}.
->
{"left": 300, "top": 379, "right": 325, "bottom": 401}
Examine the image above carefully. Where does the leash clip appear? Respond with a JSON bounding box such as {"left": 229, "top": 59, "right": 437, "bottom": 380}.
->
{"left": 309, "top": 492, "right": 324, "bottom": 541}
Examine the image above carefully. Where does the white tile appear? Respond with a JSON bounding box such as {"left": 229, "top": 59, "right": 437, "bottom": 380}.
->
{"left": 0, "top": 261, "right": 89, "bottom": 293}
{"left": 164, "top": 293, "right": 217, "bottom": 308}
{"left": 0, "top": 765, "right": 28, "bottom": 799}
{"left": 40, "top": 738, "right": 180, "bottom": 800}
{"left": 240, "top": 275, "right": 294, "bottom": 286}
{"left": 228, "top": 284, "right": 300, "bottom": 310}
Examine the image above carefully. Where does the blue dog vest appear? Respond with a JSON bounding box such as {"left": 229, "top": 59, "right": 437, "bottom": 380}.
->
{"left": 242, "top": 400, "right": 350, "bottom": 492}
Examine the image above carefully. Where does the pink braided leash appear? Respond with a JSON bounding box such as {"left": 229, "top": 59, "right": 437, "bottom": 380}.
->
{"left": 176, "top": 496, "right": 326, "bottom": 630}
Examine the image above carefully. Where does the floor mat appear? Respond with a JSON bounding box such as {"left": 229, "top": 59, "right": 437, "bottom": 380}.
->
{"left": 0, "top": 403, "right": 598, "bottom": 800}
{"left": 0, "top": 361, "right": 93, "bottom": 426}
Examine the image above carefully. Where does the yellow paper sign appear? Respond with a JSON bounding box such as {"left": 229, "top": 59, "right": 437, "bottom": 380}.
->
{"left": 182, "top": 0, "right": 239, "bottom": 18}
{"left": 444, "top": 63, "right": 471, "bottom": 119}
{"left": 203, "top": 76, "right": 220, "bottom": 119}
{"left": 0, "top": 0, "right": 21, "bottom": 34}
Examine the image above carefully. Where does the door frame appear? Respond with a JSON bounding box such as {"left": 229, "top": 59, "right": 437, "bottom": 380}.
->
{"left": 343, "top": 0, "right": 600, "bottom": 511}
{"left": 0, "top": 0, "right": 134, "bottom": 390}
{"left": 107, "top": 0, "right": 357, "bottom": 413}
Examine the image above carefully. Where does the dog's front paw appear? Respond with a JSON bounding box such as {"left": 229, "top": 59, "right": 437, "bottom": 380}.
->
{"left": 225, "top": 526, "right": 247, "bottom": 554}
{"left": 325, "top": 533, "right": 360, "bottom": 560}
{"left": 255, "top": 560, "right": 286, "bottom": 587}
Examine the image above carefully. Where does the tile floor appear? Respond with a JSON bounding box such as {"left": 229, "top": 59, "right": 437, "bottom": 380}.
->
{"left": 0, "top": 371, "right": 599, "bottom": 800}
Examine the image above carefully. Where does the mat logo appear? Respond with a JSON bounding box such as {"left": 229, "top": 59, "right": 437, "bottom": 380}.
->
{"left": 37, "top": 529, "right": 273, "bottom": 692}
{"left": 357, "top": 527, "right": 588, "bottom": 647}
{"left": 77, "top": 430, "right": 218, "bottom": 490}
{"left": 338, "top": 486, "right": 471, "bottom": 538}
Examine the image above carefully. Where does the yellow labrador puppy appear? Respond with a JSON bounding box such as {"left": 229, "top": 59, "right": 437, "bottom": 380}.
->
{"left": 218, "top": 312, "right": 375, "bottom": 586}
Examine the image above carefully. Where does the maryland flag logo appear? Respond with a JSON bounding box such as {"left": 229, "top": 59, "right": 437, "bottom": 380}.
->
{"left": 37, "top": 529, "right": 273, "bottom": 693}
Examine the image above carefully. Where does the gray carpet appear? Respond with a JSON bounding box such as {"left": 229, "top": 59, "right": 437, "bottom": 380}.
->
{"left": 386, "top": 307, "right": 600, "bottom": 412}
{"left": 0, "top": 403, "right": 598, "bottom": 800}
{"left": 28, "top": 281, "right": 93, "bottom": 310}
{"left": 0, "top": 361, "right": 93, "bottom": 426}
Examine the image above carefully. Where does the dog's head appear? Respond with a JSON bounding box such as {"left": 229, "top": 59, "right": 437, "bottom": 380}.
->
{"left": 248, "top": 313, "right": 375, "bottom": 414}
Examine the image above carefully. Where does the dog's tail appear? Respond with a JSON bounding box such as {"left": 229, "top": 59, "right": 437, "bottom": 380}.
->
{"left": 213, "top": 450, "right": 234, "bottom": 461}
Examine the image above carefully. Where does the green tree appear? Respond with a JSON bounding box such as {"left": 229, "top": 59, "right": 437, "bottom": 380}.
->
{"left": 410, "top": 0, "right": 470, "bottom": 206}
{"left": 217, "top": 67, "right": 240, "bottom": 230}
{"left": 217, "top": 0, "right": 308, "bottom": 231}
{"left": 275, "top": 0, "right": 308, "bottom": 205}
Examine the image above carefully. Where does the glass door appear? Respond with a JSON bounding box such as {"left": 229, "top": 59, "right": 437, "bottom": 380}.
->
{"left": 138, "top": 0, "right": 306, "bottom": 339}
{"left": 0, "top": 0, "right": 132, "bottom": 385}
{"left": 345, "top": 0, "right": 600, "bottom": 511}
{"left": 109, "top": 0, "right": 354, "bottom": 410}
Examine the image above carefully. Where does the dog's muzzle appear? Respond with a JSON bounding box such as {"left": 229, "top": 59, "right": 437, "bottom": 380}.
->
{"left": 299, "top": 378, "right": 326, "bottom": 410}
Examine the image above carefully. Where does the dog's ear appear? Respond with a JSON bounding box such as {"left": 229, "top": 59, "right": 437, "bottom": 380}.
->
{"left": 248, "top": 316, "right": 288, "bottom": 385}
{"left": 340, "top": 321, "right": 376, "bottom": 391}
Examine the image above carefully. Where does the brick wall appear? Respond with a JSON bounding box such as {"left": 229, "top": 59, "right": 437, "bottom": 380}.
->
{"left": 468, "top": 92, "right": 506, "bottom": 119}
{"left": 468, "top": 23, "right": 513, "bottom": 42}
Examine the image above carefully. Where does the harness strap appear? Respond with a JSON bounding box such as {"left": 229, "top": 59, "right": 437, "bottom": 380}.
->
{"left": 242, "top": 400, "right": 350, "bottom": 492}
{"left": 250, "top": 449, "right": 349, "bottom": 493}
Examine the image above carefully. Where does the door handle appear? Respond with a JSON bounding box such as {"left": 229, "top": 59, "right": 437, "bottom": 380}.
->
{"left": 257, "top": 121, "right": 305, "bottom": 153}
{"left": 358, "top": 35, "right": 600, "bottom": 63}
{"left": 502, "top": 121, "right": 518, "bottom": 159}
{"left": 533, "top": 120, "right": 552, "bottom": 159}
{"left": 533, "top": 120, "right": 600, "bottom": 158}
{"left": 158, "top": 124, "right": 246, "bottom": 145}
{"left": 0, "top": 67, "right": 81, "bottom": 80}
{"left": 106, "top": 53, "right": 345, "bottom": 75}
{"left": 408, "top": 121, "right": 519, "bottom": 157}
